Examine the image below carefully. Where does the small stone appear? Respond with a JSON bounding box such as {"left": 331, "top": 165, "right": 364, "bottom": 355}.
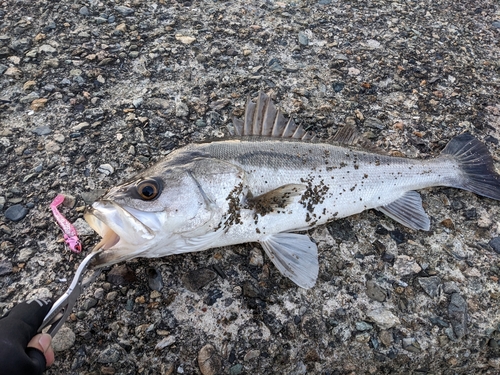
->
{"left": 147, "top": 267, "right": 163, "bottom": 291}
{"left": 52, "top": 326, "right": 76, "bottom": 351}
{"left": 448, "top": 293, "right": 467, "bottom": 339}
{"left": 82, "top": 298, "right": 98, "bottom": 311}
{"left": 97, "top": 344, "right": 123, "bottom": 364}
{"left": 365, "top": 117, "right": 385, "bottom": 130}
{"left": 23, "top": 80, "right": 36, "bottom": 90}
{"left": 443, "top": 281, "right": 460, "bottom": 294}
{"left": 106, "top": 291, "right": 118, "bottom": 301}
{"left": 20, "top": 92, "right": 39, "bottom": 103}
{"left": 114, "top": 23, "right": 126, "bottom": 34}
{"left": 249, "top": 248, "right": 264, "bottom": 267}
{"left": 244, "top": 349, "right": 260, "bottom": 361}
{"left": 0, "top": 196, "right": 5, "bottom": 210}
{"left": 393, "top": 255, "right": 422, "bottom": 276}
{"left": 489, "top": 237, "right": 500, "bottom": 254}
{"left": 39, "top": 44, "right": 57, "bottom": 54}
{"left": 378, "top": 330, "right": 393, "bottom": 346}
{"left": 79, "top": 6, "right": 90, "bottom": 16}
{"left": 45, "top": 140, "right": 61, "bottom": 153}
{"left": 441, "top": 218, "right": 454, "bottom": 229}
{"left": 155, "top": 336, "right": 176, "bottom": 350}
{"left": 114, "top": 5, "right": 134, "bottom": 16}
{"left": 229, "top": 364, "right": 243, "bottom": 375}
{"left": 366, "top": 308, "right": 400, "bottom": 330}
{"left": 30, "top": 98, "right": 48, "bottom": 111}
{"left": 175, "top": 100, "right": 189, "bottom": 117}
{"left": 417, "top": 276, "right": 441, "bottom": 298}
{"left": 348, "top": 67, "right": 360, "bottom": 76}
{"left": 365, "top": 280, "right": 386, "bottom": 302}
{"left": 17, "top": 248, "right": 34, "bottom": 262}
{"left": 4, "top": 204, "right": 28, "bottom": 221}
{"left": 492, "top": 21, "right": 500, "bottom": 29}
{"left": 31, "top": 126, "right": 52, "bottom": 136}
{"left": 298, "top": 31, "right": 309, "bottom": 46}
{"left": 72, "top": 122, "right": 90, "bottom": 131}
{"left": 402, "top": 337, "right": 421, "bottom": 353}
{"left": 355, "top": 321, "right": 373, "bottom": 331}
{"left": 0, "top": 261, "right": 13, "bottom": 276}
{"left": 332, "top": 82, "right": 344, "bottom": 92}
{"left": 181, "top": 268, "right": 217, "bottom": 292}
{"left": 107, "top": 265, "right": 137, "bottom": 285}
{"left": 4, "top": 66, "right": 22, "bottom": 77}
{"left": 198, "top": 344, "right": 222, "bottom": 375}
{"left": 98, "top": 164, "right": 114, "bottom": 176}
{"left": 53, "top": 133, "right": 65, "bottom": 143}
{"left": 175, "top": 35, "right": 196, "bottom": 44}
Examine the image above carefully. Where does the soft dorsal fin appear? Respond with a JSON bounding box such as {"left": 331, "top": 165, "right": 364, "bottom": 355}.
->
{"left": 331, "top": 125, "right": 387, "bottom": 154}
{"left": 233, "top": 92, "right": 314, "bottom": 140}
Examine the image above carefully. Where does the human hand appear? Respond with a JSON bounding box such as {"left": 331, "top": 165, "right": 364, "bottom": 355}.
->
{"left": 0, "top": 299, "right": 54, "bottom": 375}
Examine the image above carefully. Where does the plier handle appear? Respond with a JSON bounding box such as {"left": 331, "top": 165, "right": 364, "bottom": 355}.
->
{"left": 39, "top": 251, "right": 102, "bottom": 337}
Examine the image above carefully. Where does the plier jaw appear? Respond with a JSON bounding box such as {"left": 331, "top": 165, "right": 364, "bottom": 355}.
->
{"left": 39, "top": 251, "right": 102, "bottom": 337}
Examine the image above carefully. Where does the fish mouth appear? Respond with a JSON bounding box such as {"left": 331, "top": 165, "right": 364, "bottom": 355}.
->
{"left": 84, "top": 200, "right": 155, "bottom": 266}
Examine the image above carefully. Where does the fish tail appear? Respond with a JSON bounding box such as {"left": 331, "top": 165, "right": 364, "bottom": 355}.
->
{"left": 441, "top": 133, "right": 500, "bottom": 200}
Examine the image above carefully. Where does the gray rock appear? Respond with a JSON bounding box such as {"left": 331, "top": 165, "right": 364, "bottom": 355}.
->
{"left": 298, "top": 31, "right": 309, "bottom": 46}
{"left": 443, "top": 281, "right": 460, "bottom": 294}
{"left": 355, "top": 321, "right": 373, "bottom": 331}
{"left": 20, "top": 92, "right": 40, "bottom": 103}
{"left": 114, "top": 5, "right": 134, "bottom": 16}
{"left": 448, "top": 293, "right": 467, "bottom": 339}
{"left": 0, "top": 261, "right": 12, "bottom": 276}
{"left": 489, "top": 237, "right": 500, "bottom": 254}
{"left": 492, "top": 21, "right": 500, "bottom": 29}
{"left": 97, "top": 344, "right": 123, "bottom": 363}
{"left": 366, "top": 308, "right": 400, "bottom": 329}
{"left": 4, "top": 204, "right": 28, "bottom": 221}
{"left": 417, "top": 276, "right": 441, "bottom": 298}
{"left": 0, "top": 64, "right": 7, "bottom": 75}
{"left": 365, "top": 280, "right": 386, "bottom": 302}
{"left": 147, "top": 267, "right": 163, "bottom": 291}
{"left": 181, "top": 268, "right": 217, "bottom": 292}
{"left": 31, "top": 126, "right": 52, "bottom": 135}
{"left": 0, "top": 196, "right": 5, "bottom": 210}
{"left": 82, "top": 298, "right": 98, "bottom": 311}
{"left": 79, "top": 6, "right": 90, "bottom": 16}
{"left": 52, "top": 326, "right": 76, "bottom": 351}
{"left": 402, "top": 337, "right": 421, "bottom": 353}
{"left": 107, "top": 264, "right": 137, "bottom": 285}
{"left": 39, "top": 44, "right": 57, "bottom": 54}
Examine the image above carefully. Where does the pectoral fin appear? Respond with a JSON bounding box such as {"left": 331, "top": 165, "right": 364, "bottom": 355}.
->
{"left": 376, "top": 191, "right": 430, "bottom": 231}
{"left": 259, "top": 233, "right": 318, "bottom": 289}
{"left": 248, "top": 184, "right": 306, "bottom": 215}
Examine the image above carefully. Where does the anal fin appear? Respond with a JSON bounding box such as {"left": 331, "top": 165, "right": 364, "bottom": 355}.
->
{"left": 259, "top": 233, "right": 318, "bottom": 289}
{"left": 376, "top": 191, "right": 430, "bottom": 231}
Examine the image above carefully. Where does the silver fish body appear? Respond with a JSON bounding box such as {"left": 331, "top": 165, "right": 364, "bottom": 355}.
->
{"left": 85, "top": 93, "right": 500, "bottom": 288}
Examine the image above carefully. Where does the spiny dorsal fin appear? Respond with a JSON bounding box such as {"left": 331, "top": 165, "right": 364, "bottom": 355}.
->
{"left": 331, "top": 124, "right": 387, "bottom": 154}
{"left": 233, "top": 91, "right": 314, "bottom": 140}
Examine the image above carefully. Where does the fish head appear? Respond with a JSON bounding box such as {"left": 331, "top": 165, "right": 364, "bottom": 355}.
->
{"left": 84, "top": 166, "right": 218, "bottom": 267}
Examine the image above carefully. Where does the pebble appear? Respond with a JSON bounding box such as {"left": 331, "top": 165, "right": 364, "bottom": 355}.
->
{"left": 448, "top": 293, "right": 467, "bottom": 339}
{"left": 82, "top": 298, "right": 98, "bottom": 311}
{"left": 107, "top": 264, "right": 137, "bottom": 285}
{"left": 32, "top": 126, "right": 52, "bottom": 135}
{"left": 298, "top": 31, "right": 309, "bottom": 46}
{"left": 229, "top": 364, "right": 243, "bottom": 375}
{"left": 417, "top": 276, "right": 441, "bottom": 298}
{"left": 17, "top": 248, "right": 34, "bottom": 262}
{"left": 52, "top": 326, "right": 76, "bottom": 351}
{"left": 31, "top": 98, "right": 48, "bottom": 111}
{"left": 45, "top": 140, "right": 61, "bottom": 153}
{"left": 155, "top": 335, "right": 176, "bottom": 350}
{"left": 355, "top": 321, "right": 373, "bottom": 331}
{"left": 249, "top": 247, "right": 264, "bottom": 267}
{"left": 365, "top": 280, "right": 386, "bottom": 302}
{"left": 492, "top": 21, "right": 500, "bottom": 29}
{"left": 72, "top": 122, "right": 90, "bottom": 131}
{"left": 175, "top": 100, "right": 189, "bottom": 117}
{"left": 244, "top": 349, "right": 260, "bottom": 361}
{"left": 175, "top": 35, "right": 196, "bottom": 44}
{"left": 106, "top": 291, "right": 118, "bottom": 301}
{"left": 366, "top": 308, "right": 400, "bottom": 329}
{"left": 98, "top": 163, "right": 114, "bottom": 175}
{"left": 39, "top": 44, "right": 57, "bottom": 54}
{"left": 378, "top": 330, "right": 393, "bottom": 346}
{"left": 197, "top": 344, "right": 222, "bottom": 375}
{"left": 79, "top": 6, "right": 90, "bottom": 16}
{"left": 0, "top": 261, "right": 12, "bottom": 276}
{"left": 402, "top": 337, "right": 421, "bottom": 353}
{"left": 147, "top": 267, "right": 164, "bottom": 291}
{"left": 114, "top": 5, "right": 134, "bottom": 16}
{"left": 393, "top": 255, "right": 422, "bottom": 276}
{"left": 181, "top": 268, "right": 217, "bottom": 292}
{"left": 97, "top": 344, "right": 123, "bottom": 364}
{"left": 4, "top": 204, "right": 28, "bottom": 221}
{"left": 489, "top": 237, "right": 500, "bottom": 254}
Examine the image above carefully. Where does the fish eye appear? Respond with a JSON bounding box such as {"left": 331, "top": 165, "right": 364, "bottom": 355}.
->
{"left": 137, "top": 180, "right": 161, "bottom": 200}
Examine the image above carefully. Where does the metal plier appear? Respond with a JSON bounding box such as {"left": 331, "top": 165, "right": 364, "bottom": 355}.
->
{"left": 39, "top": 251, "right": 102, "bottom": 336}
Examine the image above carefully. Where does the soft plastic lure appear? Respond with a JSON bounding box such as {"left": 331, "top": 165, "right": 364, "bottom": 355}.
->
{"left": 50, "top": 194, "right": 82, "bottom": 253}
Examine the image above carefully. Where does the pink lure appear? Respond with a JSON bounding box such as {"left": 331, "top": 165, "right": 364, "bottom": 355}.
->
{"left": 50, "top": 194, "right": 82, "bottom": 253}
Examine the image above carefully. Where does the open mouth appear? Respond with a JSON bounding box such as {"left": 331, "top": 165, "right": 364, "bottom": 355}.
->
{"left": 84, "top": 200, "right": 155, "bottom": 251}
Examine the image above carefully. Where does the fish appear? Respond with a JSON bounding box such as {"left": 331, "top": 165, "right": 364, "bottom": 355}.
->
{"left": 84, "top": 92, "right": 500, "bottom": 288}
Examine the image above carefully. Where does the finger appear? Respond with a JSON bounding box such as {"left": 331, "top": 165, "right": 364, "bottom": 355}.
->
{"left": 27, "top": 333, "right": 55, "bottom": 367}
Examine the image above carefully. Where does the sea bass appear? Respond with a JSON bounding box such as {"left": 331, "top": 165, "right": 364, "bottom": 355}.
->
{"left": 84, "top": 92, "right": 500, "bottom": 288}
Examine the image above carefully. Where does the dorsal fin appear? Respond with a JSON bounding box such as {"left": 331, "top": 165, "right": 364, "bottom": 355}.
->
{"left": 331, "top": 124, "right": 388, "bottom": 155}
{"left": 233, "top": 91, "right": 314, "bottom": 140}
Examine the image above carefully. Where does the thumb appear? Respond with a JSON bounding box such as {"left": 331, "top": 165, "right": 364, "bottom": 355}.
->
{"left": 27, "top": 333, "right": 55, "bottom": 368}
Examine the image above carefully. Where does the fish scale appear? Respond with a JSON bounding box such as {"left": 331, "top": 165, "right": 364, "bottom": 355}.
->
{"left": 84, "top": 92, "right": 500, "bottom": 289}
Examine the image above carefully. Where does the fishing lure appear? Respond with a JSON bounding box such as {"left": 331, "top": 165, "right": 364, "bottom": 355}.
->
{"left": 50, "top": 194, "right": 82, "bottom": 253}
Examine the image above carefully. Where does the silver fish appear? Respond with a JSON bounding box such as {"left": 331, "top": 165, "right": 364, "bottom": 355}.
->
{"left": 84, "top": 92, "right": 500, "bottom": 288}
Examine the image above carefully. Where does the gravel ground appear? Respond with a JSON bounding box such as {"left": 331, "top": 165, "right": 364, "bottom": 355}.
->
{"left": 1, "top": 0, "right": 500, "bottom": 374}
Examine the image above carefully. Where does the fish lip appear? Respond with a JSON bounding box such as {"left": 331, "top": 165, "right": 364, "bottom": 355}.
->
{"left": 84, "top": 200, "right": 155, "bottom": 252}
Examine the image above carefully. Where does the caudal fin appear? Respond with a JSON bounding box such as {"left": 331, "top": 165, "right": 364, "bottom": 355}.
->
{"left": 441, "top": 133, "right": 500, "bottom": 200}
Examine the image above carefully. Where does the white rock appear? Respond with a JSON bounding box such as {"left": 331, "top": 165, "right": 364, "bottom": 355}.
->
{"left": 52, "top": 326, "right": 76, "bottom": 351}
{"left": 366, "top": 308, "right": 400, "bottom": 329}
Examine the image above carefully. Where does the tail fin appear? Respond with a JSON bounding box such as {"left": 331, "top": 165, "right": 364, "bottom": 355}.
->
{"left": 441, "top": 133, "right": 500, "bottom": 200}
